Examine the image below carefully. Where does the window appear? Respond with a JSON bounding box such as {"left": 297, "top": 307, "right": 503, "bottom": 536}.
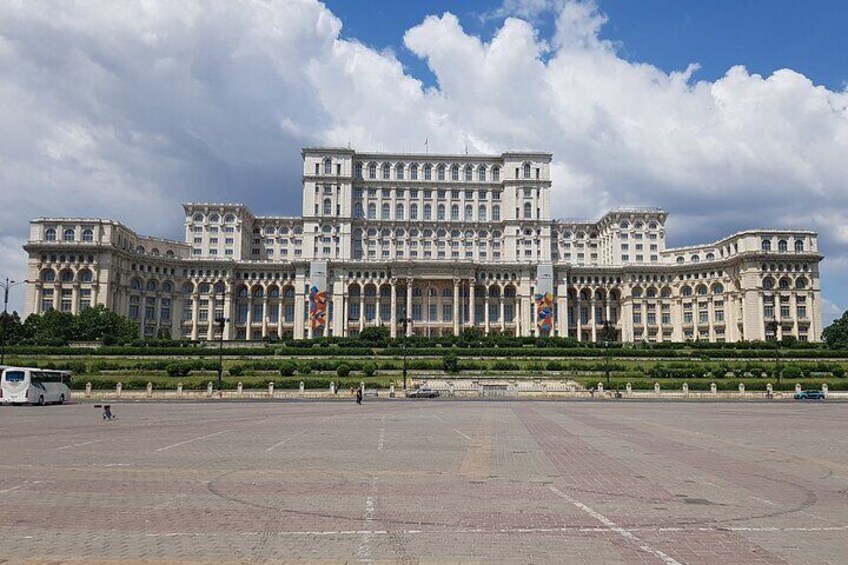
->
{"left": 795, "top": 239, "right": 804, "bottom": 252}
{"left": 523, "top": 202, "right": 532, "bottom": 219}
{"left": 81, "top": 229, "right": 94, "bottom": 242}
{"left": 523, "top": 162, "right": 531, "bottom": 179}
{"left": 410, "top": 164, "right": 418, "bottom": 180}
{"left": 396, "top": 163, "right": 404, "bottom": 179}
{"left": 368, "top": 203, "right": 376, "bottom": 220}
{"left": 381, "top": 203, "right": 390, "bottom": 220}
{"left": 492, "top": 166, "right": 500, "bottom": 182}
{"left": 478, "top": 166, "right": 486, "bottom": 181}
{"left": 492, "top": 205, "right": 500, "bottom": 221}
{"left": 45, "top": 228, "right": 57, "bottom": 241}
{"left": 355, "top": 162, "right": 363, "bottom": 178}
{"left": 451, "top": 165, "right": 459, "bottom": 181}
{"left": 465, "top": 205, "right": 473, "bottom": 221}
{"left": 778, "top": 239, "right": 788, "bottom": 252}
{"left": 396, "top": 203, "right": 405, "bottom": 220}
{"left": 323, "top": 158, "right": 332, "bottom": 175}
{"left": 424, "top": 164, "right": 432, "bottom": 180}
{"left": 762, "top": 239, "right": 772, "bottom": 252}
{"left": 478, "top": 205, "right": 487, "bottom": 221}
{"left": 323, "top": 199, "right": 332, "bottom": 215}
{"left": 464, "top": 165, "right": 472, "bottom": 181}
{"left": 63, "top": 228, "right": 75, "bottom": 241}
{"left": 368, "top": 162, "right": 377, "bottom": 179}
{"left": 354, "top": 203, "right": 363, "bottom": 218}
{"left": 382, "top": 163, "right": 390, "bottom": 179}
{"left": 451, "top": 205, "right": 459, "bottom": 221}
{"left": 437, "top": 205, "right": 445, "bottom": 221}
{"left": 424, "top": 204, "right": 432, "bottom": 220}
{"left": 437, "top": 164, "right": 446, "bottom": 181}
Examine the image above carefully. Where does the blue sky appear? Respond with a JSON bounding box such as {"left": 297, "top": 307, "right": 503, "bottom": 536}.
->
{"left": 328, "top": 0, "right": 848, "bottom": 91}
{"left": 1, "top": 0, "right": 847, "bottom": 324}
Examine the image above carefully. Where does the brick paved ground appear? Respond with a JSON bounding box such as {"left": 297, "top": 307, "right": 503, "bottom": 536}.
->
{"left": 0, "top": 400, "right": 846, "bottom": 564}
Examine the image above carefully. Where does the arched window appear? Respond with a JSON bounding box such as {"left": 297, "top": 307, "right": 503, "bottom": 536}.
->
{"left": 523, "top": 202, "right": 532, "bottom": 219}
{"left": 130, "top": 278, "right": 142, "bottom": 290}
{"left": 253, "top": 287, "right": 264, "bottom": 298}
{"left": 424, "top": 204, "right": 432, "bottom": 220}
{"left": 323, "top": 158, "right": 332, "bottom": 175}
{"left": 208, "top": 213, "right": 220, "bottom": 223}
{"left": 681, "top": 286, "right": 693, "bottom": 297}
{"left": 465, "top": 205, "right": 473, "bottom": 221}
{"left": 437, "top": 164, "right": 446, "bottom": 181}
{"left": 268, "top": 286, "right": 280, "bottom": 298}
{"left": 795, "top": 277, "right": 807, "bottom": 289}
{"left": 396, "top": 163, "right": 404, "bottom": 179}
{"left": 451, "top": 205, "right": 459, "bottom": 221}
{"left": 632, "top": 288, "right": 643, "bottom": 299}
{"left": 192, "top": 213, "right": 204, "bottom": 222}
{"left": 492, "top": 205, "right": 500, "bottom": 221}
{"left": 712, "top": 284, "right": 724, "bottom": 294}
{"left": 778, "top": 239, "right": 788, "bottom": 252}
{"left": 63, "top": 228, "right": 75, "bottom": 241}
{"left": 676, "top": 256, "right": 684, "bottom": 264}
{"left": 706, "top": 252, "right": 715, "bottom": 260}
{"left": 661, "top": 287, "right": 672, "bottom": 298}
{"left": 478, "top": 165, "right": 486, "bottom": 181}
{"left": 353, "top": 203, "right": 363, "bottom": 218}
{"left": 619, "top": 221, "right": 629, "bottom": 229}
{"left": 146, "top": 280, "right": 157, "bottom": 292}
{"left": 761, "top": 239, "right": 772, "bottom": 252}
{"left": 355, "top": 162, "right": 363, "bottom": 179}
{"left": 79, "top": 269, "right": 93, "bottom": 282}
{"left": 423, "top": 164, "right": 432, "bottom": 180}
{"left": 198, "top": 282, "right": 210, "bottom": 293}
{"left": 478, "top": 205, "right": 487, "bottom": 221}
{"left": 45, "top": 228, "right": 57, "bottom": 241}
{"left": 779, "top": 277, "right": 791, "bottom": 289}
{"left": 81, "top": 229, "right": 94, "bottom": 242}
{"left": 182, "top": 283, "right": 194, "bottom": 294}
{"left": 136, "top": 245, "right": 145, "bottom": 254}
{"left": 284, "top": 287, "right": 295, "bottom": 298}
{"left": 696, "top": 285, "right": 707, "bottom": 296}
{"left": 646, "top": 287, "right": 657, "bottom": 298}
{"left": 323, "top": 198, "right": 332, "bottom": 215}
{"left": 224, "top": 214, "right": 236, "bottom": 223}
{"left": 437, "top": 205, "right": 445, "bottom": 220}
{"left": 410, "top": 164, "right": 418, "bottom": 179}
{"left": 367, "top": 203, "right": 376, "bottom": 220}
{"left": 368, "top": 162, "right": 377, "bottom": 179}
{"left": 492, "top": 166, "right": 500, "bottom": 182}
{"left": 451, "top": 165, "right": 459, "bottom": 181}
{"left": 794, "top": 239, "right": 804, "bottom": 252}
{"left": 237, "top": 286, "right": 248, "bottom": 297}
{"left": 396, "top": 203, "right": 404, "bottom": 220}
{"left": 381, "top": 203, "right": 390, "bottom": 220}
{"left": 381, "top": 163, "right": 390, "bottom": 179}
{"left": 762, "top": 277, "right": 775, "bottom": 290}
{"left": 410, "top": 203, "right": 418, "bottom": 220}
{"left": 42, "top": 269, "right": 56, "bottom": 282}
{"left": 523, "top": 162, "right": 531, "bottom": 178}
{"left": 464, "top": 165, "right": 473, "bottom": 181}
{"left": 166, "top": 250, "right": 175, "bottom": 257}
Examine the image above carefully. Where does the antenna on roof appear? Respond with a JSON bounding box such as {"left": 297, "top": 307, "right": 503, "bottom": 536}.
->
{"left": 347, "top": 141, "right": 351, "bottom": 149}
{"left": 424, "top": 137, "right": 428, "bottom": 155}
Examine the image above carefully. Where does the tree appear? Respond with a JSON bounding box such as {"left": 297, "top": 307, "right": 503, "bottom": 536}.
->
{"left": 359, "top": 325, "right": 389, "bottom": 345}
{"left": 74, "top": 305, "right": 139, "bottom": 344}
{"left": 598, "top": 322, "right": 618, "bottom": 344}
{"left": 442, "top": 352, "right": 460, "bottom": 374}
{"left": 822, "top": 310, "right": 848, "bottom": 349}
{"left": 0, "top": 311, "right": 24, "bottom": 346}
{"left": 460, "top": 327, "right": 482, "bottom": 343}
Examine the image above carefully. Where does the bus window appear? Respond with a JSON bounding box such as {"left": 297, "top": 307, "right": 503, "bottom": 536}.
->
{"left": 4, "top": 370, "right": 25, "bottom": 382}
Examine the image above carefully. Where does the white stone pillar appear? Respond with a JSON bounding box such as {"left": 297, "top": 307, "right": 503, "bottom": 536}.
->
{"left": 390, "top": 281, "right": 397, "bottom": 338}
{"left": 191, "top": 293, "right": 200, "bottom": 340}
{"left": 261, "top": 295, "right": 269, "bottom": 338}
{"left": 406, "top": 280, "right": 413, "bottom": 336}
{"left": 484, "top": 286, "right": 490, "bottom": 335}
{"left": 453, "top": 279, "right": 460, "bottom": 336}
{"left": 359, "top": 290, "right": 365, "bottom": 333}
{"left": 468, "top": 282, "right": 475, "bottom": 329}
{"left": 245, "top": 298, "right": 253, "bottom": 340}
{"left": 575, "top": 296, "right": 582, "bottom": 342}
{"left": 590, "top": 298, "right": 597, "bottom": 343}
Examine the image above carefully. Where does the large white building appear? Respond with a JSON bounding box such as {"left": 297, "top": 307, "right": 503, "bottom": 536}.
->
{"left": 23, "top": 147, "right": 823, "bottom": 343}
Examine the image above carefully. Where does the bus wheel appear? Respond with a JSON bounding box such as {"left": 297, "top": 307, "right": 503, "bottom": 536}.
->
{"left": 59, "top": 394, "right": 65, "bottom": 404}
{"left": 38, "top": 395, "right": 45, "bottom": 406}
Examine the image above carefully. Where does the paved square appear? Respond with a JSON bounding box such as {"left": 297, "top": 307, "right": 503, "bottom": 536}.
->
{"left": 1, "top": 400, "right": 846, "bottom": 564}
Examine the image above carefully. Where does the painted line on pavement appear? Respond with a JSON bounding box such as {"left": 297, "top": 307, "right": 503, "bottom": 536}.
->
{"left": 548, "top": 484, "right": 683, "bottom": 565}
{"left": 154, "top": 430, "right": 232, "bottom": 452}
{"left": 55, "top": 438, "right": 109, "bottom": 451}
{"left": 454, "top": 429, "right": 472, "bottom": 440}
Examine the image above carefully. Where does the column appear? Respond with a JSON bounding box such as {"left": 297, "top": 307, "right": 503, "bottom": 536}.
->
{"left": 500, "top": 290, "right": 506, "bottom": 333}
{"left": 246, "top": 298, "right": 253, "bottom": 340}
{"left": 191, "top": 293, "right": 200, "bottom": 340}
{"left": 224, "top": 288, "right": 234, "bottom": 341}
{"left": 390, "top": 281, "right": 397, "bottom": 338}
{"left": 359, "top": 289, "right": 365, "bottom": 333}
{"left": 484, "top": 286, "right": 490, "bottom": 335}
{"left": 468, "top": 283, "right": 475, "bottom": 329}
{"left": 562, "top": 292, "right": 569, "bottom": 338}
{"left": 261, "top": 293, "right": 269, "bottom": 338}
{"left": 453, "top": 279, "right": 460, "bottom": 336}
{"left": 206, "top": 295, "right": 214, "bottom": 341}
{"left": 294, "top": 288, "right": 306, "bottom": 340}
{"left": 376, "top": 292, "right": 382, "bottom": 326}
{"left": 406, "top": 280, "right": 413, "bottom": 336}
{"left": 71, "top": 283, "right": 79, "bottom": 315}
{"left": 277, "top": 299, "right": 284, "bottom": 340}
{"left": 590, "top": 298, "right": 597, "bottom": 343}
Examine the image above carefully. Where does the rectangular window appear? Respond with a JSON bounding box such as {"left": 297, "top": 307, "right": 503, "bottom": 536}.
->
{"left": 442, "top": 304, "right": 452, "bottom": 322}
{"left": 412, "top": 304, "right": 423, "bottom": 321}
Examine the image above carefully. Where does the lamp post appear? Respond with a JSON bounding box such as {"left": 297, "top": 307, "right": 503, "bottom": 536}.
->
{"left": 399, "top": 309, "right": 412, "bottom": 390}
{"left": 767, "top": 320, "right": 781, "bottom": 384}
{"left": 1, "top": 278, "right": 25, "bottom": 366}
{"left": 214, "top": 291, "right": 228, "bottom": 393}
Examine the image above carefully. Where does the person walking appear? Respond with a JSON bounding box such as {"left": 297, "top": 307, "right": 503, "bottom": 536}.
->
{"left": 355, "top": 387, "right": 362, "bottom": 405}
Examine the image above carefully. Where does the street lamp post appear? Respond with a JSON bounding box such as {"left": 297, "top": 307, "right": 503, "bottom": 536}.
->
{"left": 1, "top": 277, "right": 25, "bottom": 366}
{"left": 399, "top": 309, "right": 412, "bottom": 390}
{"left": 767, "top": 320, "right": 781, "bottom": 384}
{"left": 214, "top": 292, "right": 228, "bottom": 393}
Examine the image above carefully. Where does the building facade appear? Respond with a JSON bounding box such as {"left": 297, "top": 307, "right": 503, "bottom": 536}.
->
{"left": 23, "top": 147, "right": 823, "bottom": 342}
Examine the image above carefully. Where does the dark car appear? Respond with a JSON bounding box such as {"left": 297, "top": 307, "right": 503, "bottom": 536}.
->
{"left": 794, "top": 390, "right": 825, "bottom": 400}
{"left": 407, "top": 387, "right": 440, "bottom": 398}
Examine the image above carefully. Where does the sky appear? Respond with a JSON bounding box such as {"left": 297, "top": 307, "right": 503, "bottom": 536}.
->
{"left": 1, "top": 0, "right": 847, "bottom": 325}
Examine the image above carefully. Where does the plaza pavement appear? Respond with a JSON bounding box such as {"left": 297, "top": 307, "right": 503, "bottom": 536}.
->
{"left": 0, "top": 400, "right": 846, "bottom": 564}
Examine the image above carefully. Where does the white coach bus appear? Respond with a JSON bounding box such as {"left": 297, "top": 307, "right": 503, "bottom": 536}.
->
{"left": 0, "top": 367, "right": 72, "bottom": 405}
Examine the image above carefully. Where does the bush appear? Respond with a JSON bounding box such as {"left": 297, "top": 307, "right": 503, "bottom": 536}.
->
{"left": 165, "top": 362, "right": 192, "bottom": 377}
{"left": 546, "top": 361, "right": 563, "bottom": 372}
{"left": 297, "top": 362, "right": 313, "bottom": 375}
{"left": 782, "top": 365, "right": 803, "bottom": 380}
{"left": 443, "top": 353, "right": 460, "bottom": 374}
{"left": 492, "top": 360, "right": 519, "bottom": 371}
{"left": 228, "top": 365, "right": 244, "bottom": 377}
{"left": 362, "top": 362, "right": 377, "bottom": 377}
{"left": 278, "top": 361, "right": 296, "bottom": 376}
{"left": 336, "top": 363, "right": 351, "bottom": 377}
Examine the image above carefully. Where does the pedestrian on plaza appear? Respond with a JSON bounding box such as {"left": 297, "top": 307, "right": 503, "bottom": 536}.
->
{"left": 356, "top": 388, "right": 362, "bottom": 405}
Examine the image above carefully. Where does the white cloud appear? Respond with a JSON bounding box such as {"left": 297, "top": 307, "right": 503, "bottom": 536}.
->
{"left": 1, "top": 0, "right": 847, "bottom": 319}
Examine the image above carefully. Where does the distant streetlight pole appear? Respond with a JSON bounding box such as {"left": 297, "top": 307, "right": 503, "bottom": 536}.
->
{"left": 1, "top": 278, "right": 26, "bottom": 365}
{"left": 767, "top": 320, "right": 781, "bottom": 384}
{"left": 399, "top": 308, "right": 412, "bottom": 390}
{"left": 214, "top": 291, "right": 229, "bottom": 393}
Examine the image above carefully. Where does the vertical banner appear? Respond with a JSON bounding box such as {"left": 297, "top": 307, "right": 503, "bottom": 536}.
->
{"left": 535, "top": 264, "right": 554, "bottom": 335}
{"left": 309, "top": 260, "right": 328, "bottom": 331}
